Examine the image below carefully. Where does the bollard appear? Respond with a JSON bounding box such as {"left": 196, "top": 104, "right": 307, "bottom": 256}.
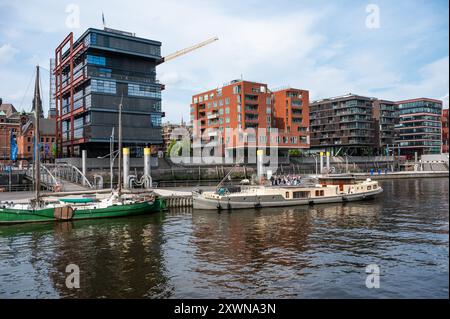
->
{"left": 326, "top": 151, "right": 330, "bottom": 172}
{"left": 257, "top": 149, "right": 264, "bottom": 180}
{"left": 320, "top": 152, "right": 324, "bottom": 173}
{"left": 123, "top": 147, "right": 130, "bottom": 189}
{"left": 144, "top": 147, "right": 151, "bottom": 177}
{"left": 82, "top": 150, "right": 87, "bottom": 186}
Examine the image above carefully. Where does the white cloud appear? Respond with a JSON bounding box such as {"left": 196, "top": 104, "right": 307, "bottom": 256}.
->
{"left": 0, "top": 0, "right": 448, "bottom": 122}
{"left": 0, "top": 44, "right": 19, "bottom": 64}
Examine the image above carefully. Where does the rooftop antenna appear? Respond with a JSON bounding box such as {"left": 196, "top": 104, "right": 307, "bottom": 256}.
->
{"left": 102, "top": 12, "right": 106, "bottom": 29}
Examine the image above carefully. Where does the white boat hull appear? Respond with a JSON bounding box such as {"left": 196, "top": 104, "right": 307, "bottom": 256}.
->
{"left": 193, "top": 187, "right": 383, "bottom": 210}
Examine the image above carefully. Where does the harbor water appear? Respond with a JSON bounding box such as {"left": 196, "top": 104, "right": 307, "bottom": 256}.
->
{"left": 0, "top": 178, "right": 448, "bottom": 298}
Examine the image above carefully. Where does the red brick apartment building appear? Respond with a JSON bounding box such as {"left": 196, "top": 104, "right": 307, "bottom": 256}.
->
{"left": 190, "top": 80, "right": 310, "bottom": 158}
{"left": 442, "top": 108, "right": 449, "bottom": 153}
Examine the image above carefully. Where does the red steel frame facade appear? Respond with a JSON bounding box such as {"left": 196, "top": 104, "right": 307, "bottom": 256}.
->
{"left": 54, "top": 32, "right": 87, "bottom": 158}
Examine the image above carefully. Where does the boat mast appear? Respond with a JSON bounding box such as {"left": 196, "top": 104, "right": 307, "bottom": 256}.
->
{"left": 117, "top": 95, "right": 123, "bottom": 196}
{"left": 33, "top": 65, "right": 42, "bottom": 204}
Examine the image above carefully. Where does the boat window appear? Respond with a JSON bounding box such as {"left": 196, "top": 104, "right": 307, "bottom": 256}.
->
{"left": 293, "top": 191, "right": 309, "bottom": 198}
{"left": 315, "top": 190, "right": 325, "bottom": 196}
{"left": 367, "top": 186, "right": 372, "bottom": 190}
{"left": 373, "top": 185, "right": 377, "bottom": 189}
{"left": 285, "top": 192, "right": 290, "bottom": 198}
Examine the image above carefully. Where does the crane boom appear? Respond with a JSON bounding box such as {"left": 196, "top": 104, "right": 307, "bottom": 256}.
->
{"left": 157, "top": 36, "right": 218, "bottom": 65}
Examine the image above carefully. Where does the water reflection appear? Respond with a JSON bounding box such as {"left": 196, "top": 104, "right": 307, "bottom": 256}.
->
{"left": 0, "top": 178, "right": 448, "bottom": 298}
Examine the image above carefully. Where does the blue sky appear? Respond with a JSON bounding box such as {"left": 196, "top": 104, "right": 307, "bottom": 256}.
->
{"left": 0, "top": 0, "right": 448, "bottom": 122}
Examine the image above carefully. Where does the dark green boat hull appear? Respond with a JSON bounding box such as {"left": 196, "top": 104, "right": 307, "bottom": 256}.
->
{"left": 0, "top": 198, "right": 166, "bottom": 224}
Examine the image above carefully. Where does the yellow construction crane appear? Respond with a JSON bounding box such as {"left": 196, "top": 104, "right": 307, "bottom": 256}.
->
{"left": 157, "top": 36, "right": 219, "bottom": 65}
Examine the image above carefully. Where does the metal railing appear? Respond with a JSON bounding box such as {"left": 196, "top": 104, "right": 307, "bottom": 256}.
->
{"left": 45, "top": 163, "right": 94, "bottom": 189}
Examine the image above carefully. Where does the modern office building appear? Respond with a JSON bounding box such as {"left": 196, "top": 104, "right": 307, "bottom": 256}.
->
{"left": 441, "top": 108, "right": 448, "bottom": 153}
{"left": 190, "top": 80, "right": 310, "bottom": 158}
{"left": 54, "top": 27, "right": 164, "bottom": 158}
{"left": 371, "top": 99, "right": 398, "bottom": 155}
{"left": 309, "top": 94, "right": 376, "bottom": 155}
{"left": 394, "top": 98, "right": 442, "bottom": 157}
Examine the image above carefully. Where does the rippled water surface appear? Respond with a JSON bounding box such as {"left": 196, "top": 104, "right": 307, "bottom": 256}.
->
{"left": 0, "top": 178, "right": 448, "bottom": 298}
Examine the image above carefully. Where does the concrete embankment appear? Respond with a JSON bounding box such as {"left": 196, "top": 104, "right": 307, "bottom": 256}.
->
{"left": 353, "top": 171, "right": 448, "bottom": 180}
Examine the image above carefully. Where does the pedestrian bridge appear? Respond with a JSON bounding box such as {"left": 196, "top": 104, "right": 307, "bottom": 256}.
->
{"left": 24, "top": 163, "right": 94, "bottom": 192}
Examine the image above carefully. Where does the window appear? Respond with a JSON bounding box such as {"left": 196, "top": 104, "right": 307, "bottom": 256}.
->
{"left": 151, "top": 114, "right": 161, "bottom": 127}
{"left": 219, "top": 108, "right": 223, "bottom": 115}
{"left": 293, "top": 191, "right": 309, "bottom": 198}
{"left": 266, "top": 97, "right": 271, "bottom": 105}
{"left": 199, "top": 96, "right": 203, "bottom": 102}
{"left": 86, "top": 55, "right": 106, "bottom": 66}
{"left": 204, "top": 94, "right": 209, "bottom": 101}
{"left": 266, "top": 107, "right": 271, "bottom": 114}
{"left": 225, "top": 97, "right": 230, "bottom": 105}
{"left": 91, "top": 79, "right": 116, "bottom": 94}
{"left": 128, "top": 83, "right": 161, "bottom": 98}
{"left": 219, "top": 100, "right": 224, "bottom": 107}
{"left": 225, "top": 117, "right": 230, "bottom": 123}
{"left": 315, "top": 190, "right": 325, "bottom": 196}
{"left": 225, "top": 107, "right": 230, "bottom": 114}
{"left": 193, "top": 97, "right": 198, "bottom": 103}
{"left": 285, "top": 192, "right": 290, "bottom": 198}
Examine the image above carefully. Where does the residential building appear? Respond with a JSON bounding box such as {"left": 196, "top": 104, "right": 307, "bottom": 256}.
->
{"left": 16, "top": 116, "right": 57, "bottom": 162}
{"left": 371, "top": 99, "right": 398, "bottom": 155}
{"left": 441, "top": 108, "right": 448, "bottom": 153}
{"left": 272, "top": 88, "right": 310, "bottom": 151}
{"left": 161, "top": 119, "right": 191, "bottom": 153}
{"left": 54, "top": 27, "right": 164, "bottom": 158}
{"left": 190, "top": 80, "right": 310, "bottom": 158}
{"left": 0, "top": 100, "right": 20, "bottom": 165}
{"left": 309, "top": 94, "right": 376, "bottom": 155}
{"left": 395, "top": 98, "right": 442, "bottom": 157}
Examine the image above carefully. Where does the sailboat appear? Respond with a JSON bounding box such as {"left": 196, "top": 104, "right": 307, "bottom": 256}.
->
{"left": 0, "top": 66, "right": 165, "bottom": 224}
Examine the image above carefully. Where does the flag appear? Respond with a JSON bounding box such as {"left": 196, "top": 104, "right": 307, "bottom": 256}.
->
{"left": 10, "top": 129, "right": 18, "bottom": 161}
{"left": 102, "top": 12, "right": 105, "bottom": 28}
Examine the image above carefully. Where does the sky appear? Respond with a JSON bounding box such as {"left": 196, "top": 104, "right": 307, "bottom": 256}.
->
{"left": 0, "top": 0, "right": 448, "bottom": 123}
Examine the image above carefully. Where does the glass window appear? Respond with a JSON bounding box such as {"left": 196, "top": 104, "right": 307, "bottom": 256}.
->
{"left": 86, "top": 55, "right": 106, "bottom": 66}
{"left": 151, "top": 114, "right": 161, "bottom": 127}
{"left": 128, "top": 83, "right": 161, "bottom": 98}
{"left": 225, "top": 107, "right": 230, "bottom": 114}
{"left": 91, "top": 79, "right": 116, "bottom": 94}
{"left": 225, "top": 97, "right": 230, "bottom": 105}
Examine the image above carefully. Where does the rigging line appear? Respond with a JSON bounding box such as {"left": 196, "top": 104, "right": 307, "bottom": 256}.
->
{"left": 19, "top": 68, "right": 35, "bottom": 113}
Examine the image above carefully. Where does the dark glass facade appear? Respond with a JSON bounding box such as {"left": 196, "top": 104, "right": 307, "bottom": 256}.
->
{"left": 55, "top": 28, "right": 164, "bottom": 157}
{"left": 395, "top": 98, "right": 442, "bottom": 156}
{"left": 309, "top": 94, "right": 375, "bottom": 155}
